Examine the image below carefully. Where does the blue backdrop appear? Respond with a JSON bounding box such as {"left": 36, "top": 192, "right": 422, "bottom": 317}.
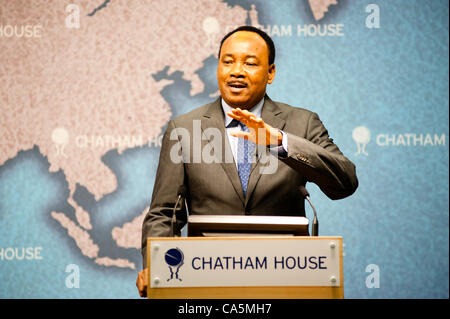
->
{"left": 0, "top": 0, "right": 448, "bottom": 299}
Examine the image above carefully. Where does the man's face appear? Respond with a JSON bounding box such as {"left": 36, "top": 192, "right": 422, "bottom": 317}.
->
{"left": 217, "top": 31, "right": 275, "bottom": 109}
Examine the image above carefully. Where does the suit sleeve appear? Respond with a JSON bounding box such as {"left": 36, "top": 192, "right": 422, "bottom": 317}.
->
{"left": 280, "top": 112, "right": 358, "bottom": 200}
{"left": 141, "top": 120, "right": 188, "bottom": 268}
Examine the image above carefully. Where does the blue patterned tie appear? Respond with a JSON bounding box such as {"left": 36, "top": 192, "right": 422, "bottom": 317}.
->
{"left": 236, "top": 121, "right": 255, "bottom": 197}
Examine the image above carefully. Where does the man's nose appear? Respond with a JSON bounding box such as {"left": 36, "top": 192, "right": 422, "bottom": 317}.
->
{"left": 230, "top": 62, "right": 245, "bottom": 77}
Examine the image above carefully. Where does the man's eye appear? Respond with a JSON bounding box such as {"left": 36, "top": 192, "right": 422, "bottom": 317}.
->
{"left": 246, "top": 62, "right": 257, "bottom": 66}
{"left": 223, "top": 60, "right": 232, "bottom": 64}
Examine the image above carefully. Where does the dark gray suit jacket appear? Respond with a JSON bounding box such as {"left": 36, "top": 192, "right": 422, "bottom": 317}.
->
{"left": 141, "top": 96, "right": 358, "bottom": 267}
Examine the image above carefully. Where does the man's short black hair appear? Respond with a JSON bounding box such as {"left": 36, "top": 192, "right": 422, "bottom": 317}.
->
{"left": 218, "top": 25, "right": 275, "bottom": 65}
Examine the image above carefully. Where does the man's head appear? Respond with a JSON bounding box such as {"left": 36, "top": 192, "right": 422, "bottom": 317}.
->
{"left": 217, "top": 26, "right": 276, "bottom": 110}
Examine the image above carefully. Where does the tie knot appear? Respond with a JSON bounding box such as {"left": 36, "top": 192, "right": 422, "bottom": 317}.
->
{"left": 227, "top": 118, "right": 240, "bottom": 128}
{"left": 228, "top": 119, "right": 248, "bottom": 131}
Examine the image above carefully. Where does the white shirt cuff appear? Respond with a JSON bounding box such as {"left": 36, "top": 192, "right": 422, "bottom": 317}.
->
{"left": 268, "top": 130, "right": 288, "bottom": 158}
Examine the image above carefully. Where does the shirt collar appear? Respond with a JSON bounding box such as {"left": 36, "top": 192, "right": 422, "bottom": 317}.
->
{"left": 221, "top": 97, "right": 265, "bottom": 127}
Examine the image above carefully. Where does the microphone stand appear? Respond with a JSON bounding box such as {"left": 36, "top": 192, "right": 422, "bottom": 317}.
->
{"left": 299, "top": 186, "right": 319, "bottom": 237}
{"left": 305, "top": 195, "right": 318, "bottom": 237}
{"left": 171, "top": 195, "right": 183, "bottom": 237}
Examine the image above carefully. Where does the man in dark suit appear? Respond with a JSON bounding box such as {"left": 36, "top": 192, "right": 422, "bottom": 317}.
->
{"left": 136, "top": 26, "right": 358, "bottom": 296}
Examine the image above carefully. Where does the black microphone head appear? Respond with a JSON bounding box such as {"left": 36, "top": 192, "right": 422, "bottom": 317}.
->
{"left": 177, "top": 185, "right": 187, "bottom": 197}
{"left": 298, "top": 185, "right": 310, "bottom": 198}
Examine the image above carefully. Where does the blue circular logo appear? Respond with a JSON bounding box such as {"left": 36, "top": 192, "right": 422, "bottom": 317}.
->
{"left": 165, "top": 248, "right": 184, "bottom": 267}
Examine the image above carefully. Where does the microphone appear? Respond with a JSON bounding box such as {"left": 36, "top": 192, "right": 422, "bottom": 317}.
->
{"left": 172, "top": 185, "right": 187, "bottom": 237}
{"left": 299, "top": 186, "right": 319, "bottom": 236}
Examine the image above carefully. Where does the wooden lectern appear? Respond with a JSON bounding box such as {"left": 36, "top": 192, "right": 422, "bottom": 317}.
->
{"left": 147, "top": 236, "right": 343, "bottom": 299}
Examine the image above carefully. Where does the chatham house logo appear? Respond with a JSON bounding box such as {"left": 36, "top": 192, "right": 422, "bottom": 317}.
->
{"left": 352, "top": 126, "right": 371, "bottom": 156}
{"left": 351, "top": 125, "right": 446, "bottom": 156}
{"left": 165, "top": 248, "right": 184, "bottom": 282}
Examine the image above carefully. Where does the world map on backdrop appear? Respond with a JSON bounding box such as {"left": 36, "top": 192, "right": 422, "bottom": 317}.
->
{"left": 0, "top": 0, "right": 448, "bottom": 298}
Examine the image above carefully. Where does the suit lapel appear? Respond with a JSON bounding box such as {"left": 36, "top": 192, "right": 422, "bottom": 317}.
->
{"left": 201, "top": 98, "right": 245, "bottom": 204}
{"left": 260, "top": 96, "right": 286, "bottom": 132}
{"left": 245, "top": 96, "right": 286, "bottom": 206}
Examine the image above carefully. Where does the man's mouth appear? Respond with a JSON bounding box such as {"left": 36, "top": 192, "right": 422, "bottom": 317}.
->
{"left": 227, "top": 81, "right": 248, "bottom": 89}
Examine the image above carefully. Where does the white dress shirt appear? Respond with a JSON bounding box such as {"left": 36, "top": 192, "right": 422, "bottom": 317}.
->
{"left": 221, "top": 98, "right": 288, "bottom": 167}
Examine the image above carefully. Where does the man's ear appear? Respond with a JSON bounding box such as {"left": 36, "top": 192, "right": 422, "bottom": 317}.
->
{"left": 267, "top": 64, "right": 276, "bottom": 84}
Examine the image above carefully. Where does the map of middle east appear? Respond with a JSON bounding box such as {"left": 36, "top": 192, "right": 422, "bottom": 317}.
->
{"left": 0, "top": 0, "right": 338, "bottom": 270}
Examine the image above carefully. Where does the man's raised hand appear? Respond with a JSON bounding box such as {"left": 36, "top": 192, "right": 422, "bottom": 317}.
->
{"left": 227, "top": 108, "right": 282, "bottom": 146}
